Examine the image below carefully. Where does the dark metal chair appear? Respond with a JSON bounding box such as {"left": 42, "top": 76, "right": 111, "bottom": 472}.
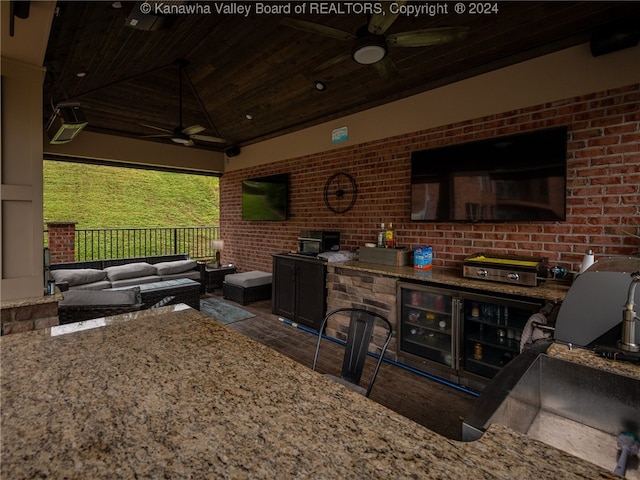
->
{"left": 312, "top": 307, "right": 393, "bottom": 397}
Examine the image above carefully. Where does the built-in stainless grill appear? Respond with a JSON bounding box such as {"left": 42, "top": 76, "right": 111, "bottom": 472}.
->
{"left": 554, "top": 256, "right": 640, "bottom": 349}
{"left": 463, "top": 253, "right": 548, "bottom": 287}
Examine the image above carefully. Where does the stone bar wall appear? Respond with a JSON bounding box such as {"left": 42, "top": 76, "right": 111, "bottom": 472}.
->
{"left": 326, "top": 265, "right": 398, "bottom": 359}
{"left": 1, "top": 295, "right": 59, "bottom": 335}
{"left": 47, "top": 222, "right": 76, "bottom": 264}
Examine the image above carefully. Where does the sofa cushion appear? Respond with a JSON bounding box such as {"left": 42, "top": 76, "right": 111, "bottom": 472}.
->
{"left": 69, "top": 280, "right": 112, "bottom": 291}
{"left": 154, "top": 259, "right": 197, "bottom": 275}
{"left": 109, "top": 275, "right": 161, "bottom": 288}
{"left": 59, "top": 287, "right": 141, "bottom": 307}
{"left": 104, "top": 262, "right": 156, "bottom": 281}
{"left": 224, "top": 271, "right": 272, "bottom": 288}
{"left": 159, "top": 270, "right": 201, "bottom": 282}
{"left": 51, "top": 268, "right": 107, "bottom": 287}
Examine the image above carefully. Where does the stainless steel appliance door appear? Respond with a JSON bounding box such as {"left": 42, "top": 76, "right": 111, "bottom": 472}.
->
{"left": 460, "top": 293, "right": 542, "bottom": 381}
{"left": 398, "top": 283, "right": 456, "bottom": 370}
{"left": 298, "top": 239, "right": 321, "bottom": 255}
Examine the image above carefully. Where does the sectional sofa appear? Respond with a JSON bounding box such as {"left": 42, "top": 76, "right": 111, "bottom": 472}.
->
{"left": 51, "top": 254, "right": 204, "bottom": 323}
{"left": 50, "top": 254, "right": 202, "bottom": 291}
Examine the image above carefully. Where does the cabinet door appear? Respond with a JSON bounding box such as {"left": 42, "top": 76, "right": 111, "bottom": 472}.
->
{"left": 294, "top": 260, "right": 326, "bottom": 330}
{"left": 272, "top": 256, "right": 296, "bottom": 319}
{"left": 462, "top": 296, "right": 542, "bottom": 379}
{"left": 399, "top": 285, "right": 456, "bottom": 369}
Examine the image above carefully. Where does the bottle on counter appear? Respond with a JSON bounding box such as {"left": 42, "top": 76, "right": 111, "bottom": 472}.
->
{"left": 579, "top": 249, "right": 595, "bottom": 273}
{"left": 377, "top": 222, "right": 386, "bottom": 248}
{"left": 385, "top": 222, "right": 396, "bottom": 248}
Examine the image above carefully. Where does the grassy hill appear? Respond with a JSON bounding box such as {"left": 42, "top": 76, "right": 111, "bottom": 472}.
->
{"left": 44, "top": 161, "right": 220, "bottom": 228}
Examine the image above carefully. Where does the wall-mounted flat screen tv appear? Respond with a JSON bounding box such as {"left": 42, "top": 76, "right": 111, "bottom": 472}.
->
{"left": 241, "top": 174, "right": 289, "bottom": 221}
{"left": 411, "top": 127, "right": 568, "bottom": 222}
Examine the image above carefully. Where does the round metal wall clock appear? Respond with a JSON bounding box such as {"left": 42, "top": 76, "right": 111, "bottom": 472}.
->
{"left": 323, "top": 172, "right": 357, "bottom": 214}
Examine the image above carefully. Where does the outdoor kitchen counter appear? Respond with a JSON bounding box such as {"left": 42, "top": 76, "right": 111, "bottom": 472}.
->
{"left": 333, "top": 261, "right": 570, "bottom": 302}
{"left": 1, "top": 306, "right": 615, "bottom": 479}
{"left": 547, "top": 342, "right": 640, "bottom": 380}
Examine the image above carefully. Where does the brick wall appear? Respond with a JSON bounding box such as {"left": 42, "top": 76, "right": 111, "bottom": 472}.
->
{"left": 221, "top": 84, "right": 640, "bottom": 273}
{"left": 47, "top": 222, "right": 76, "bottom": 263}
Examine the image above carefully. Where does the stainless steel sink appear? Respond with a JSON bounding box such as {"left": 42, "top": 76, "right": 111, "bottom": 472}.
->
{"left": 463, "top": 350, "right": 640, "bottom": 478}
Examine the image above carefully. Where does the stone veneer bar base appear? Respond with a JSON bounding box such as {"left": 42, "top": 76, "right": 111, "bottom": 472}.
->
{"left": 326, "top": 264, "right": 398, "bottom": 359}
{"left": 1, "top": 294, "right": 60, "bottom": 335}
{"left": 325, "top": 261, "right": 570, "bottom": 365}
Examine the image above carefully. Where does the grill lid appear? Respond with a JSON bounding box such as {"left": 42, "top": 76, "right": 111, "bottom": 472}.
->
{"left": 555, "top": 256, "right": 640, "bottom": 347}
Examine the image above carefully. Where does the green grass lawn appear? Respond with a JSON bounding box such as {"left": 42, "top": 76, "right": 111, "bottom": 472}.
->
{"left": 44, "top": 161, "right": 220, "bottom": 228}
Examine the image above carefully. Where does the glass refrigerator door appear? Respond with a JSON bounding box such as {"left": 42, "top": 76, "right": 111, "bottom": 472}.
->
{"left": 462, "top": 296, "right": 541, "bottom": 379}
{"left": 399, "top": 286, "right": 455, "bottom": 369}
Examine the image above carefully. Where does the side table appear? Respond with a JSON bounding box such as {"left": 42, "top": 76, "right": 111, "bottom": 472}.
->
{"left": 200, "top": 264, "right": 237, "bottom": 293}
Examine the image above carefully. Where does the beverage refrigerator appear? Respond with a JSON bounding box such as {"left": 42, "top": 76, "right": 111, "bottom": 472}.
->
{"left": 397, "top": 282, "right": 544, "bottom": 391}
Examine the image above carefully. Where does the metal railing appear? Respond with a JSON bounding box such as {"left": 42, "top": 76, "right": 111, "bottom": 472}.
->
{"left": 71, "top": 226, "right": 220, "bottom": 261}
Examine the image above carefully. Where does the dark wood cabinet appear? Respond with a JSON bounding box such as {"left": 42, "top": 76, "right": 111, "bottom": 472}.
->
{"left": 272, "top": 254, "right": 326, "bottom": 331}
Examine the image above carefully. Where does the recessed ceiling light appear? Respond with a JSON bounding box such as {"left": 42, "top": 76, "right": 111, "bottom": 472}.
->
{"left": 314, "top": 81, "right": 327, "bottom": 91}
{"left": 245, "top": 114, "right": 253, "bottom": 120}
{"left": 111, "top": 1, "right": 122, "bottom": 8}
{"left": 76, "top": 72, "right": 87, "bottom": 78}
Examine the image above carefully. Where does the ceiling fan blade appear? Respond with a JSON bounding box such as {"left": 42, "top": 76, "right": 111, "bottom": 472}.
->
{"left": 182, "top": 124, "right": 205, "bottom": 136}
{"left": 314, "top": 51, "right": 352, "bottom": 72}
{"left": 140, "top": 123, "right": 172, "bottom": 134}
{"left": 141, "top": 134, "right": 172, "bottom": 139}
{"left": 372, "top": 57, "right": 399, "bottom": 80}
{"left": 281, "top": 17, "right": 355, "bottom": 41}
{"left": 387, "top": 27, "right": 470, "bottom": 48}
{"left": 172, "top": 136, "right": 195, "bottom": 146}
{"left": 368, "top": 0, "right": 406, "bottom": 35}
{"left": 191, "top": 134, "right": 226, "bottom": 144}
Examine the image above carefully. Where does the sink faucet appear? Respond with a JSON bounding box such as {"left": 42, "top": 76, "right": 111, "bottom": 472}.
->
{"left": 619, "top": 271, "right": 640, "bottom": 352}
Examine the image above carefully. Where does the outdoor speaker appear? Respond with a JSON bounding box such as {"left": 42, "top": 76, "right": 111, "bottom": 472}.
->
{"left": 11, "top": 0, "right": 30, "bottom": 19}
{"left": 47, "top": 103, "right": 88, "bottom": 144}
{"left": 225, "top": 146, "right": 241, "bottom": 157}
{"left": 590, "top": 21, "right": 639, "bottom": 57}
{"left": 122, "top": 2, "right": 176, "bottom": 31}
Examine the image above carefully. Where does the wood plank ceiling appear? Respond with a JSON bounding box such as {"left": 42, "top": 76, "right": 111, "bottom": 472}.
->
{"left": 43, "top": 1, "right": 639, "bottom": 152}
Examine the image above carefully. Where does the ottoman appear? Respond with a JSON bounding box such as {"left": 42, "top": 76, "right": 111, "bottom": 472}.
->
{"left": 223, "top": 271, "right": 272, "bottom": 305}
{"left": 58, "top": 287, "right": 143, "bottom": 324}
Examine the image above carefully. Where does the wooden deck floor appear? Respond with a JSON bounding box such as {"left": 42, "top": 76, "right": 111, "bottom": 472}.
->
{"left": 212, "top": 294, "right": 477, "bottom": 441}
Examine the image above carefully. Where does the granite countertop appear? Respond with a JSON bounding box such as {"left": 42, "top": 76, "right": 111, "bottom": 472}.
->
{"left": 1, "top": 306, "right": 617, "bottom": 479}
{"left": 547, "top": 342, "right": 640, "bottom": 380}
{"left": 333, "top": 261, "right": 570, "bottom": 302}
{"left": 0, "top": 291, "right": 62, "bottom": 309}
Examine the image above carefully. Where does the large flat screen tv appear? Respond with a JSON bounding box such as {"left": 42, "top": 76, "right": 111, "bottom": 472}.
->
{"left": 241, "top": 174, "right": 289, "bottom": 221}
{"left": 411, "top": 127, "right": 568, "bottom": 222}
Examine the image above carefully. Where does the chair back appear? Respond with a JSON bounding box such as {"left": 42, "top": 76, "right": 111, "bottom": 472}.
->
{"left": 313, "top": 307, "right": 393, "bottom": 397}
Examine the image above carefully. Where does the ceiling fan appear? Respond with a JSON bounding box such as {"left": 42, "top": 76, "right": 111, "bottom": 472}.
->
{"left": 141, "top": 59, "right": 225, "bottom": 146}
{"left": 281, "top": 1, "right": 469, "bottom": 79}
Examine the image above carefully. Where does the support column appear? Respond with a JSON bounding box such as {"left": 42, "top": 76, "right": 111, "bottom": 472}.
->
{"left": 46, "top": 222, "right": 77, "bottom": 263}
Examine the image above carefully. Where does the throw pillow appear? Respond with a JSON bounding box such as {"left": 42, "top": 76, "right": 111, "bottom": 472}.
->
{"left": 104, "top": 262, "right": 156, "bottom": 281}
{"left": 59, "top": 287, "right": 142, "bottom": 307}
{"left": 51, "top": 268, "right": 107, "bottom": 287}
{"left": 154, "top": 259, "right": 197, "bottom": 275}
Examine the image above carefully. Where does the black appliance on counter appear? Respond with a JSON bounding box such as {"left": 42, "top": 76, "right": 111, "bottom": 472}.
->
{"left": 298, "top": 231, "right": 340, "bottom": 256}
